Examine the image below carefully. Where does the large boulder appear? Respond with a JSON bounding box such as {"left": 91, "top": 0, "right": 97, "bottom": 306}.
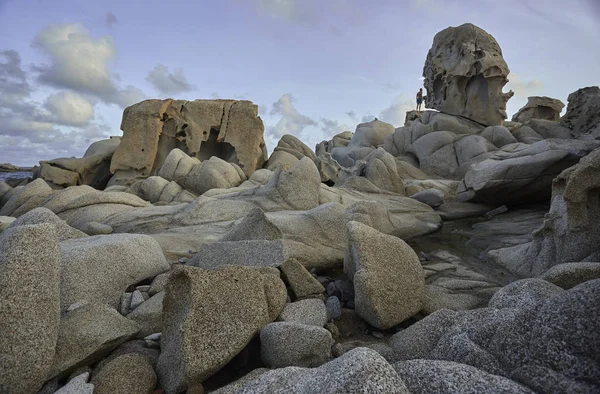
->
{"left": 390, "top": 279, "right": 600, "bottom": 393}
{"left": 423, "top": 23, "right": 514, "bottom": 126}
{"left": 350, "top": 119, "right": 396, "bottom": 147}
{"left": 39, "top": 137, "right": 121, "bottom": 189}
{"left": 91, "top": 353, "right": 157, "bottom": 394}
{"left": 0, "top": 223, "right": 61, "bottom": 394}
{"left": 457, "top": 139, "right": 600, "bottom": 205}
{"left": 394, "top": 359, "right": 534, "bottom": 394}
{"left": 7, "top": 207, "right": 87, "bottom": 241}
{"left": 267, "top": 134, "right": 317, "bottom": 171}
{"left": 0, "top": 178, "right": 54, "bottom": 217}
{"left": 110, "top": 99, "right": 267, "bottom": 185}
{"left": 315, "top": 131, "right": 352, "bottom": 156}
{"left": 238, "top": 347, "right": 409, "bottom": 393}
{"left": 511, "top": 96, "right": 565, "bottom": 123}
{"left": 50, "top": 303, "right": 141, "bottom": 378}
{"left": 157, "top": 265, "right": 286, "bottom": 393}
{"left": 260, "top": 322, "right": 333, "bottom": 368}
{"left": 560, "top": 86, "right": 600, "bottom": 138}
{"left": 344, "top": 221, "right": 424, "bottom": 329}
{"left": 488, "top": 147, "right": 600, "bottom": 276}
{"left": 59, "top": 233, "right": 169, "bottom": 312}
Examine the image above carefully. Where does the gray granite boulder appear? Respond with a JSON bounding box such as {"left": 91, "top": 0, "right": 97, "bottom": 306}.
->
{"left": 50, "top": 303, "right": 140, "bottom": 378}
{"left": 260, "top": 322, "right": 333, "bottom": 368}
{"left": 0, "top": 223, "right": 61, "bottom": 394}
{"left": 410, "top": 188, "right": 444, "bottom": 208}
{"left": 539, "top": 262, "right": 600, "bottom": 289}
{"left": 157, "top": 266, "right": 285, "bottom": 393}
{"left": 59, "top": 233, "right": 169, "bottom": 312}
{"left": 7, "top": 207, "right": 87, "bottom": 241}
{"left": 560, "top": 86, "right": 600, "bottom": 138}
{"left": 279, "top": 259, "right": 325, "bottom": 298}
{"left": 54, "top": 372, "right": 94, "bottom": 394}
{"left": 278, "top": 299, "right": 328, "bottom": 327}
{"left": 91, "top": 353, "right": 157, "bottom": 394}
{"left": 238, "top": 347, "right": 409, "bottom": 393}
{"left": 126, "top": 291, "right": 164, "bottom": 338}
{"left": 394, "top": 359, "right": 533, "bottom": 393}
{"left": 512, "top": 96, "right": 565, "bottom": 123}
{"left": 345, "top": 221, "right": 424, "bottom": 329}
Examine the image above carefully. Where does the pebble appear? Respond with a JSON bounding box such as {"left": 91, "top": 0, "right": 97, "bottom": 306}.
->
{"left": 129, "top": 290, "right": 145, "bottom": 310}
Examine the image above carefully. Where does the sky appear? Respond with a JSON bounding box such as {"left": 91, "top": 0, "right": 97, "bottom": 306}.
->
{"left": 0, "top": 0, "right": 599, "bottom": 167}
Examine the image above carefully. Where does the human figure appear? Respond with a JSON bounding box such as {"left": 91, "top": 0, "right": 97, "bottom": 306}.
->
{"left": 416, "top": 88, "right": 423, "bottom": 111}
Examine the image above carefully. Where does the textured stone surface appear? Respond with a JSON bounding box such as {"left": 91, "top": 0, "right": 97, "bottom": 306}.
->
{"left": 410, "top": 188, "right": 444, "bottom": 208}
{"left": 488, "top": 147, "right": 600, "bottom": 276}
{"left": 127, "top": 291, "right": 164, "bottom": 338}
{"left": 7, "top": 207, "right": 87, "bottom": 241}
{"left": 91, "top": 353, "right": 157, "bottom": 394}
{"left": 219, "top": 207, "right": 282, "bottom": 242}
{"left": 54, "top": 372, "right": 94, "bottom": 394}
{"left": 280, "top": 259, "right": 325, "bottom": 298}
{"left": 0, "top": 223, "right": 61, "bottom": 394}
{"left": 260, "top": 322, "right": 333, "bottom": 368}
{"left": 157, "top": 266, "right": 284, "bottom": 393}
{"left": 267, "top": 134, "right": 317, "bottom": 171}
{"left": 279, "top": 299, "right": 328, "bottom": 327}
{"left": 59, "top": 233, "right": 169, "bottom": 312}
{"left": 110, "top": 99, "right": 267, "bottom": 183}
{"left": 148, "top": 272, "right": 170, "bottom": 296}
{"left": 394, "top": 359, "right": 533, "bottom": 394}
{"left": 539, "top": 262, "right": 600, "bottom": 289}
{"left": 560, "top": 86, "right": 600, "bottom": 138}
{"left": 488, "top": 278, "right": 563, "bottom": 310}
{"left": 512, "top": 96, "right": 565, "bottom": 123}
{"left": 238, "top": 347, "right": 409, "bottom": 393}
{"left": 0, "top": 178, "right": 53, "bottom": 217}
{"left": 50, "top": 303, "right": 140, "bottom": 378}
{"left": 344, "top": 221, "right": 424, "bottom": 329}
{"left": 423, "top": 23, "right": 513, "bottom": 126}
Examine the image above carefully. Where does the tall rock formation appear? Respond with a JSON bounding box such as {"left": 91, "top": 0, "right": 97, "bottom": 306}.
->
{"left": 423, "top": 23, "right": 514, "bottom": 126}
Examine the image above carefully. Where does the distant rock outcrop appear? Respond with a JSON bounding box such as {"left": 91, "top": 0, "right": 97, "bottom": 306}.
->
{"left": 423, "top": 23, "right": 514, "bottom": 126}
{"left": 109, "top": 99, "right": 267, "bottom": 186}
{"left": 512, "top": 96, "right": 565, "bottom": 123}
{"left": 560, "top": 86, "right": 600, "bottom": 138}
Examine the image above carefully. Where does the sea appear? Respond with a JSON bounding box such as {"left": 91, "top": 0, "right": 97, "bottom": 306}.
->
{"left": 0, "top": 171, "right": 33, "bottom": 182}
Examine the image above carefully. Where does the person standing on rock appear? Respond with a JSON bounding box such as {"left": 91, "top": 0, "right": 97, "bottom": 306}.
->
{"left": 416, "top": 88, "right": 423, "bottom": 111}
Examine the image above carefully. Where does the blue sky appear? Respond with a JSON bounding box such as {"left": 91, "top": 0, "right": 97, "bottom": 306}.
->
{"left": 0, "top": 0, "right": 599, "bottom": 166}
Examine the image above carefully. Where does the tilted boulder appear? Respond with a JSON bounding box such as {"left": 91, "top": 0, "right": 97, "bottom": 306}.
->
{"left": 344, "top": 221, "right": 424, "bottom": 329}
{"left": 512, "top": 96, "right": 565, "bottom": 123}
{"left": 110, "top": 99, "right": 267, "bottom": 185}
{"left": 560, "top": 86, "right": 600, "bottom": 138}
{"left": 0, "top": 223, "right": 61, "bottom": 394}
{"left": 423, "top": 23, "right": 514, "bottom": 126}
{"left": 315, "top": 131, "right": 352, "bottom": 156}
{"left": 157, "top": 265, "right": 286, "bottom": 393}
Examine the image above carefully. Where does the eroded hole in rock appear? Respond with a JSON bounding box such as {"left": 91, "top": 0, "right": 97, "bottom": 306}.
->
{"left": 198, "top": 127, "right": 238, "bottom": 164}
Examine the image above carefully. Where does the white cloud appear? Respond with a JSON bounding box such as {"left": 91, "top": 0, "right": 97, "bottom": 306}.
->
{"left": 268, "top": 93, "right": 317, "bottom": 138}
{"left": 32, "top": 23, "right": 145, "bottom": 107}
{"left": 378, "top": 94, "right": 421, "bottom": 127}
{"left": 44, "top": 91, "right": 95, "bottom": 127}
{"left": 252, "top": 0, "right": 320, "bottom": 25}
{"left": 506, "top": 72, "right": 544, "bottom": 99}
{"left": 320, "top": 118, "right": 350, "bottom": 137}
{"left": 146, "top": 64, "right": 195, "bottom": 96}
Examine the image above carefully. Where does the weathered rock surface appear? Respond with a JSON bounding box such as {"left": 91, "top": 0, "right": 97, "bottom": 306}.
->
{"left": 126, "top": 291, "right": 165, "bottom": 338}
{"left": 59, "top": 233, "right": 169, "bottom": 312}
{"left": 267, "top": 134, "right": 317, "bottom": 171}
{"left": 0, "top": 178, "right": 54, "bottom": 217}
{"left": 488, "top": 147, "right": 600, "bottom": 276}
{"left": 0, "top": 223, "right": 61, "bottom": 394}
{"left": 512, "top": 96, "right": 565, "bottom": 123}
{"left": 391, "top": 279, "right": 600, "bottom": 393}
{"left": 539, "top": 262, "right": 600, "bottom": 289}
{"left": 238, "top": 347, "right": 409, "bottom": 393}
{"left": 423, "top": 23, "right": 513, "bottom": 126}
{"left": 50, "top": 303, "right": 141, "bottom": 378}
{"left": 560, "top": 86, "right": 600, "bottom": 138}
{"left": 260, "top": 322, "right": 333, "bottom": 368}
{"left": 7, "top": 207, "right": 87, "bottom": 241}
{"left": 39, "top": 137, "right": 121, "bottom": 189}
{"left": 157, "top": 266, "right": 285, "bottom": 393}
{"left": 279, "top": 259, "right": 325, "bottom": 298}
{"left": 54, "top": 372, "right": 94, "bottom": 394}
{"left": 344, "top": 221, "right": 424, "bottom": 329}
{"left": 457, "top": 139, "right": 600, "bottom": 205}
{"left": 110, "top": 99, "right": 267, "bottom": 185}
{"left": 278, "top": 299, "right": 328, "bottom": 327}
{"left": 394, "top": 359, "right": 534, "bottom": 394}
{"left": 91, "top": 353, "right": 157, "bottom": 394}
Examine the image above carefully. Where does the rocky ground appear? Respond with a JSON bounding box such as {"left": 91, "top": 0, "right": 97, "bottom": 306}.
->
{"left": 1, "top": 23, "right": 599, "bottom": 394}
